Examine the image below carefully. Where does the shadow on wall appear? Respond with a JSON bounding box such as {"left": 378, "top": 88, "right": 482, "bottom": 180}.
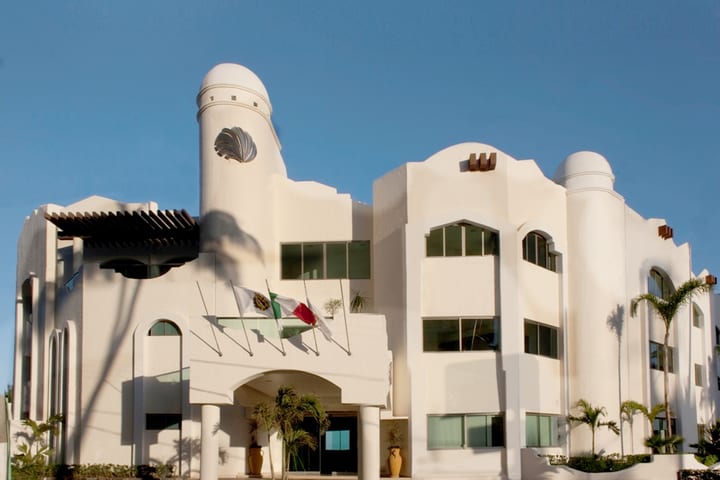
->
{"left": 199, "top": 210, "right": 264, "bottom": 284}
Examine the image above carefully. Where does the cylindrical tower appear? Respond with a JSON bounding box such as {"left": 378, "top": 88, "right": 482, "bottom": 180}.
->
{"left": 196, "top": 63, "right": 287, "bottom": 284}
{"left": 554, "top": 151, "right": 628, "bottom": 455}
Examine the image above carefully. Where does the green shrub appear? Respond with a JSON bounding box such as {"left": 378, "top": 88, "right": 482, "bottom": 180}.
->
{"left": 12, "top": 463, "right": 175, "bottom": 479}
{"left": 678, "top": 470, "right": 720, "bottom": 480}
{"left": 563, "top": 454, "right": 651, "bottom": 473}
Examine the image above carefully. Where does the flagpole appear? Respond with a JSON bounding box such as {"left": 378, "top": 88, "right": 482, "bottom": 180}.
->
{"left": 303, "top": 279, "right": 320, "bottom": 355}
{"left": 228, "top": 281, "right": 253, "bottom": 356}
{"left": 339, "top": 279, "right": 351, "bottom": 355}
{"left": 197, "top": 281, "right": 224, "bottom": 356}
{"left": 266, "top": 279, "right": 286, "bottom": 355}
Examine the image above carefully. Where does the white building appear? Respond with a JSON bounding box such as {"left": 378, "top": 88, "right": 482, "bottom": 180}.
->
{"left": 10, "top": 63, "right": 720, "bottom": 480}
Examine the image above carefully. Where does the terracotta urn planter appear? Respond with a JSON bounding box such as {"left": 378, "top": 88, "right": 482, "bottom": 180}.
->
{"left": 388, "top": 446, "right": 402, "bottom": 478}
{"left": 248, "top": 445, "right": 263, "bottom": 477}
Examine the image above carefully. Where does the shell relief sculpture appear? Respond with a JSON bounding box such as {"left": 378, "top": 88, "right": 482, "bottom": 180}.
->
{"left": 214, "top": 127, "right": 258, "bottom": 163}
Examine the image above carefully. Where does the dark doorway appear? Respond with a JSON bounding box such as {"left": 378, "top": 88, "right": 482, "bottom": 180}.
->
{"left": 321, "top": 415, "right": 357, "bottom": 474}
{"left": 290, "top": 413, "right": 358, "bottom": 475}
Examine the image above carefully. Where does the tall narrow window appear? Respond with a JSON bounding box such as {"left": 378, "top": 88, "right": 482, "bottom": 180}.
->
{"left": 649, "top": 269, "right": 673, "bottom": 299}
{"left": 695, "top": 364, "right": 703, "bottom": 386}
{"left": 649, "top": 341, "right": 674, "bottom": 373}
{"left": 21, "top": 278, "right": 33, "bottom": 420}
{"left": 522, "top": 231, "right": 557, "bottom": 272}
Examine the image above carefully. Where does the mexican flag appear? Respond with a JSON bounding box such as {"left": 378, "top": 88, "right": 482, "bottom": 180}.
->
{"left": 273, "top": 294, "right": 317, "bottom": 326}
{"left": 232, "top": 286, "right": 282, "bottom": 319}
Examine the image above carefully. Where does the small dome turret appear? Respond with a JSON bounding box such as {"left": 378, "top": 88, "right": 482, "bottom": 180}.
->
{"left": 553, "top": 151, "right": 615, "bottom": 191}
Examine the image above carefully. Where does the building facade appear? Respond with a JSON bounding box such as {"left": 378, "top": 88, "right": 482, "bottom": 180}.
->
{"left": 10, "top": 63, "right": 720, "bottom": 480}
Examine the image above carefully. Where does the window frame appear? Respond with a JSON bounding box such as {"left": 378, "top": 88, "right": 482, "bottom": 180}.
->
{"left": 427, "top": 413, "right": 505, "bottom": 449}
{"left": 425, "top": 223, "right": 499, "bottom": 258}
{"left": 649, "top": 341, "right": 674, "bottom": 373}
{"left": 525, "top": 413, "right": 561, "bottom": 447}
{"left": 524, "top": 320, "right": 559, "bottom": 359}
{"left": 280, "top": 241, "right": 371, "bottom": 280}
{"left": 148, "top": 320, "right": 181, "bottom": 336}
{"left": 423, "top": 317, "right": 500, "bottom": 352}
{"left": 695, "top": 364, "right": 703, "bottom": 386}
{"left": 522, "top": 231, "right": 557, "bottom": 272}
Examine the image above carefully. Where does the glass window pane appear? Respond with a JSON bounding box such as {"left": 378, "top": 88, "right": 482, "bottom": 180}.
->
{"left": 524, "top": 321, "right": 538, "bottom": 355}
{"left": 303, "top": 243, "right": 324, "bottom": 279}
{"left": 466, "top": 415, "right": 488, "bottom": 447}
{"left": 490, "top": 415, "right": 505, "bottom": 447}
{"left": 462, "top": 318, "right": 498, "bottom": 351}
{"left": 428, "top": 416, "right": 463, "bottom": 449}
{"left": 326, "top": 430, "right": 350, "bottom": 450}
{"left": 526, "top": 415, "right": 539, "bottom": 447}
{"left": 525, "top": 234, "right": 537, "bottom": 263}
{"left": 539, "top": 416, "right": 551, "bottom": 447}
{"left": 537, "top": 235, "right": 548, "bottom": 268}
{"left": 426, "top": 228, "right": 444, "bottom": 256}
{"left": 326, "top": 243, "right": 347, "bottom": 279}
{"left": 281, "top": 244, "right": 302, "bottom": 279}
{"left": 445, "top": 225, "right": 462, "bottom": 256}
{"left": 348, "top": 241, "right": 371, "bottom": 279}
{"left": 424, "top": 319, "right": 460, "bottom": 351}
{"left": 465, "top": 225, "right": 484, "bottom": 256}
{"left": 550, "top": 327, "right": 558, "bottom": 358}
{"left": 539, "top": 325, "right": 552, "bottom": 357}
{"left": 485, "top": 231, "right": 499, "bottom": 256}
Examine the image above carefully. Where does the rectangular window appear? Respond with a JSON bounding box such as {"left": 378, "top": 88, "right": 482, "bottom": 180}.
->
{"left": 653, "top": 417, "right": 676, "bottom": 437}
{"left": 428, "top": 414, "right": 504, "bottom": 449}
{"left": 348, "top": 241, "right": 371, "bottom": 279}
{"left": 524, "top": 320, "right": 558, "bottom": 359}
{"left": 302, "top": 243, "right": 324, "bottom": 279}
{"left": 146, "top": 413, "right": 181, "bottom": 430}
{"left": 695, "top": 364, "right": 703, "bottom": 386}
{"left": 325, "top": 429, "right": 350, "bottom": 450}
{"left": 426, "top": 228, "right": 444, "bottom": 256}
{"left": 280, "top": 241, "right": 371, "bottom": 280}
{"left": 444, "top": 225, "right": 463, "bottom": 256}
{"left": 325, "top": 242, "right": 347, "bottom": 279}
{"left": 281, "top": 244, "right": 302, "bottom": 279}
{"left": 465, "top": 225, "right": 484, "bottom": 256}
{"left": 649, "top": 341, "right": 674, "bottom": 373}
{"left": 526, "top": 414, "right": 560, "bottom": 447}
{"left": 424, "top": 317, "right": 500, "bottom": 352}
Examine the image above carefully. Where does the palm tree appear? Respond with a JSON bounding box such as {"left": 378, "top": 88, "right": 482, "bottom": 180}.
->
{"left": 620, "top": 400, "right": 645, "bottom": 454}
{"left": 273, "top": 386, "right": 329, "bottom": 480}
{"left": 631, "top": 277, "right": 711, "bottom": 439}
{"left": 567, "top": 399, "right": 620, "bottom": 456}
{"left": 251, "top": 402, "right": 278, "bottom": 480}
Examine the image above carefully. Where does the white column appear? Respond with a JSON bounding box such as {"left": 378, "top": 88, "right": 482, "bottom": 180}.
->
{"left": 359, "top": 405, "right": 380, "bottom": 480}
{"left": 201, "top": 404, "right": 220, "bottom": 480}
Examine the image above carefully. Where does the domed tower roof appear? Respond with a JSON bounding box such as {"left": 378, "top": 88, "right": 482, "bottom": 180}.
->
{"left": 201, "top": 63, "right": 269, "bottom": 99}
{"left": 553, "top": 151, "right": 615, "bottom": 191}
{"left": 197, "top": 63, "right": 272, "bottom": 115}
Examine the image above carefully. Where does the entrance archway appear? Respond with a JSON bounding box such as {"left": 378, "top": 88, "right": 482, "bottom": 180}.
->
{"left": 233, "top": 370, "right": 359, "bottom": 475}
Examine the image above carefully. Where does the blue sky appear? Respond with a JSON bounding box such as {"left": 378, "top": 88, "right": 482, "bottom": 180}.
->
{"left": 1, "top": 1, "right": 718, "bottom": 391}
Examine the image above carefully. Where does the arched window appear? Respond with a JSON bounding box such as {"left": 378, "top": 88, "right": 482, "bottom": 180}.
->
{"left": 692, "top": 303, "right": 703, "bottom": 328}
{"left": 522, "top": 231, "right": 557, "bottom": 272}
{"left": 426, "top": 222, "right": 499, "bottom": 257}
{"left": 148, "top": 320, "right": 181, "bottom": 337}
{"left": 648, "top": 268, "right": 673, "bottom": 299}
